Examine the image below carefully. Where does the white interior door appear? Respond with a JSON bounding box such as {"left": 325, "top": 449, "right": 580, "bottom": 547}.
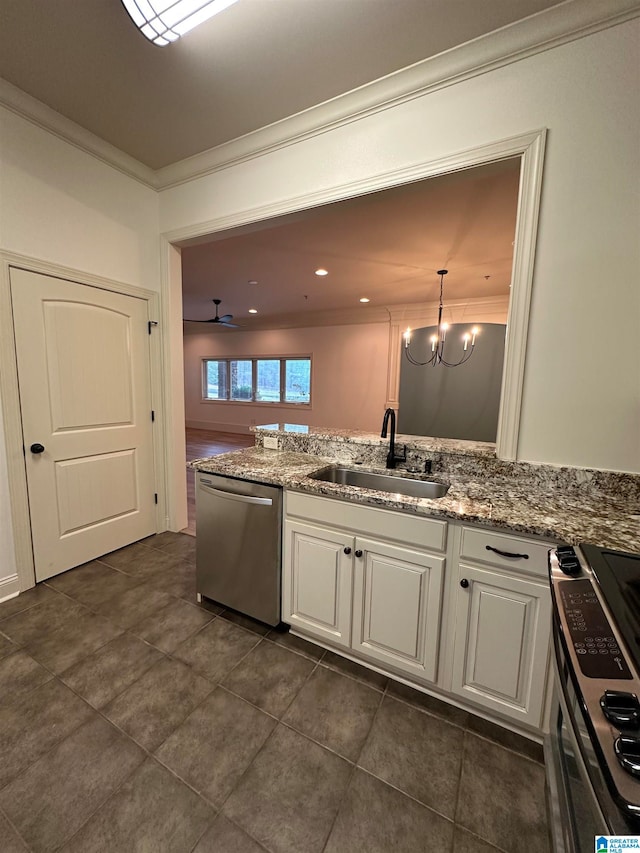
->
{"left": 11, "top": 268, "right": 157, "bottom": 581}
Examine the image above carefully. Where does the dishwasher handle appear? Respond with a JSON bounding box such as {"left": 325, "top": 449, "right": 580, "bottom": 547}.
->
{"left": 199, "top": 481, "right": 273, "bottom": 507}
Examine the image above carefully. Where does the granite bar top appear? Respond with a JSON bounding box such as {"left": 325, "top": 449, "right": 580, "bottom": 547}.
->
{"left": 253, "top": 423, "right": 497, "bottom": 457}
{"left": 190, "top": 447, "right": 640, "bottom": 552}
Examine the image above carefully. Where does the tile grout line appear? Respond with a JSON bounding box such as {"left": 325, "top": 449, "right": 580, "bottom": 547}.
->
{"left": 13, "top": 623, "right": 328, "bottom": 851}
{"left": 3, "top": 539, "right": 545, "bottom": 852}
{"left": 318, "top": 684, "right": 387, "bottom": 853}
{"left": 9, "top": 602, "right": 537, "bottom": 800}
{"left": 355, "top": 764, "right": 458, "bottom": 828}
{"left": 0, "top": 541, "right": 216, "bottom": 850}
{"left": 43, "top": 676, "right": 222, "bottom": 852}
{"left": 206, "top": 653, "right": 329, "bottom": 846}
{"left": 383, "top": 687, "right": 544, "bottom": 765}
{"left": 0, "top": 603, "right": 220, "bottom": 847}
{"left": 0, "top": 798, "right": 35, "bottom": 853}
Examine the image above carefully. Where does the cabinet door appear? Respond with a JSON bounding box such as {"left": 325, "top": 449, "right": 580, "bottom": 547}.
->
{"left": 351, "top": 537, "right": 445, "bottom": 682}
{"left": 282, "top": 520, "right": 353, "bottom": 648}
{"left": 451, "top": 563, "right": 551, "bottom": 726}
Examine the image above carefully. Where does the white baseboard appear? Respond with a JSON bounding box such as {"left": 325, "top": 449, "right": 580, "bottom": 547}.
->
{"left": 186, "top": 419, "right": 253, "bottom": 435}
{"left": 0, "top": 573, "right": 20, "bottom": 603}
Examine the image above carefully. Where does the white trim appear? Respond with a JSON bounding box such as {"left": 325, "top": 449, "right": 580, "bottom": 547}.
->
{"left": 386, "top": 324, "right": 403, "bottom": 412}
{"left": 161, "top": 241, "right": 189, "bottom": 532}
{"left": 166, "top": 132, "right": 546, "bottom": 246}
{"left": 163, "top": 130, "right": 546, "bottom": 482}
{"left": 0, "top": 79, "right": 157, "bottom": 189}
{"left": 183, "top": 296, "right": 510, "bottom": 333}
{"left": 186, "top": 420, "right": 253, "bottom": 434}
{"left": 387, "top": 295, "right": 511, "bottom": 325}
{"left": 0, "top": 251, "right": 167, "bottom": 591}
{"left": 0, "top": 573, "right": 20, "bottom": 603}
{"left": 0, "top": 0, "right": 636, "bottom": 190}
{"left": 156, "top": 0, "right": 638, "bottom": 189}
{"left": 497, "top": 130, "right": 546, "bottom": 460}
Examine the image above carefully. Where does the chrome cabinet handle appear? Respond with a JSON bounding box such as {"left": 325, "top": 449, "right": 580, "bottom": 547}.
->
{"left": 486, "top": 545, "right": 529, "bottom": 560}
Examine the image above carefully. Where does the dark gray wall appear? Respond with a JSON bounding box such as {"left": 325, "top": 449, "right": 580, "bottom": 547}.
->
{"left": 398, "top": 323, "right": 506, "bottom": 441}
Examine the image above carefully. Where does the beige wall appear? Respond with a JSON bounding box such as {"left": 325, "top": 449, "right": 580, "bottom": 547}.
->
{"left": 0, "top": 109, "right": 159, "bottom": 289}
{"left": 184, "top": 323, "right": 390, "bottom": 433}
{"left": 0, "top": 106, "right": 160, "bottom": 591}
{"left": 1, "top": 14, "right": 639, "bottom": 593}
{"left": 162, "top": 19, "right": 640, "bottom": 474}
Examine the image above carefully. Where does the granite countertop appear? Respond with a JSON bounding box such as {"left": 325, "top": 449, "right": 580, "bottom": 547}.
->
{"left": 190, "top": 447, "right": 640, "bottom": 551}
{"left": 253, "top": 423, "right": 497, "bottom": 457}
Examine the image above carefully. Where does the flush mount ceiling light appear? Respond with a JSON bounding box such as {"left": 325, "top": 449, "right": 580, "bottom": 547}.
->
{"left": 359, "top": 298, "right": 370, "bottom": 303}
{"left": 403, "top": 269, "right": 479, "bottom": 368}
{"left": 314, "top": 269, "right": 329, "bottom": 277}
{"left": 121, "top": 0, "right": 240, "bottom": 46}
{"left": 248, "top": 308, "right": 258, "bottom": 314}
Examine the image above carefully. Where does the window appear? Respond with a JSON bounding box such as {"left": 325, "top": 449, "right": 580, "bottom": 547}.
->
{"left": 203, "top": 357, "right": 311, "bottom": 405}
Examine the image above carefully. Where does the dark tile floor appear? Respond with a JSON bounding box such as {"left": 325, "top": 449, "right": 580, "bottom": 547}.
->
{"left": 0, "top": 533, "right": 550, "bottom": 853}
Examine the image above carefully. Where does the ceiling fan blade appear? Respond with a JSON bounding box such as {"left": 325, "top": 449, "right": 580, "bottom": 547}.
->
{"left": 183, "top": 300, "right": 239, "bottom": 326}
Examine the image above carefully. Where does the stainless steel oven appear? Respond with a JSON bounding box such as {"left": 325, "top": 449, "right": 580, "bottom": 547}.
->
{"left": 546, "top": 544, "right": 640, "bottom": 851}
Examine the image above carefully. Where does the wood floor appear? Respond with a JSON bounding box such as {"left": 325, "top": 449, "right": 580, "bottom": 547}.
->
{"left": 185, "top": 428, "right": 254, "bottom": 535}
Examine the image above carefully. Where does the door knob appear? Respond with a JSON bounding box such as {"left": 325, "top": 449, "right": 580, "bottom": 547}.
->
{"left": 30, "top": 443, "right": 45, "bottom": 454}
{"left": 460, "top": 578, "right": 469, "bottom": 589}
{"left": 343, "top": 547, "right": 351, "bottom": 555}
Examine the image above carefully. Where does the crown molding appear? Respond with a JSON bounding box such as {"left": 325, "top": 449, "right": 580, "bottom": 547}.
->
{"left": 388, "top": 295, "right": 510, "bottom": 325}
{"left": 1, "top": 0, "right": 638, "bottom": 192}
{"left": 182, "top": 295, "right": 510, "bottom": 333}
{"left": 0, "top": 79, "right": 158, "bottom": 189}
{"left": 155, "top": 0, "right": 640, "bottom": 189}
{"left": 182, "top": 305, "right": 391, "bottom": 332}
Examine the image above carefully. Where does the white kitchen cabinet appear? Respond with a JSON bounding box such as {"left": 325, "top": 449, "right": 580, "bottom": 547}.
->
{"left": 283, "top": 493, "right": 447, "bottom": 679}
{"left": 282, "top": 519, "right": 354, "bottom": 648}
{"left": 449, "top": 527, "right": 552, "bottom": 727}
{"left": 351, "top": 537, "right": 444, "bottom": 681}
{"left": 283, "top": 492, "right": 553, "bottom": 733}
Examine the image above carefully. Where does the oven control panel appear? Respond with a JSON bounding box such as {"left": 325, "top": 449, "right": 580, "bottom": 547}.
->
{"left": 551, "top": 545, "right": 640, "bottom": 815}
{"left": 559, "top": 579, "right": 633, "bottom": 679}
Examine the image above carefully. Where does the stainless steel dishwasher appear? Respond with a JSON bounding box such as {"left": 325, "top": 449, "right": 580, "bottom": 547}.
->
{"left": 195, "top": 472, "right": 283, "bottom": 626}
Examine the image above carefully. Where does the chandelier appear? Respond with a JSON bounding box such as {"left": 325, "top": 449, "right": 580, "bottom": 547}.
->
{"left": 121, "top": 0, "right": 239, "bottom": 46}
{"left": 403, "top": 270, "right": 479, "bottom": 367}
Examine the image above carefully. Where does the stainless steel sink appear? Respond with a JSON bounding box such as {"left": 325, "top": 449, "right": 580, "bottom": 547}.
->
{"left": 309, "top": 466, "right": 450, "bottom": 499}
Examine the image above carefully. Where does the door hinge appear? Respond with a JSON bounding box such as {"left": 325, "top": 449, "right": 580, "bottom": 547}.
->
{"left": 154, "top": 493, "right": 158, "bottom": 504}
{"left": 151, "top": 410, "right": 155, "bottom": 422}
{"left": 148, "top": 320, "right": 158, "bottom": 334}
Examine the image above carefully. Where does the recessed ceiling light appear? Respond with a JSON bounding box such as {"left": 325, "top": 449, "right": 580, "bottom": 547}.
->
{"left": 359, "top": 298, "right": 370, "bottom": 303}
{"left": 314, "top": 269, "right": 329, "bottom": 276}
{"left": 248, "top": 280, "right": 258, "bottom": 285}
{"left": 248, "top": 308, "right": 258, "bottom": 314}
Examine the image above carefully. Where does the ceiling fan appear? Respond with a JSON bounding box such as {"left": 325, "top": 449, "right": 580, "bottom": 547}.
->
{"left": 183, "top": 299, "right": 241, "bottom": 328}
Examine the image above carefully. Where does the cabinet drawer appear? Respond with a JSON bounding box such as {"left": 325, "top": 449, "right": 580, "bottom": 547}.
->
{"left": 459, "top": 526, "right": 552, "bottom": 578}
{"left": 286, "top": 491, "right": 447, "bottom": 552}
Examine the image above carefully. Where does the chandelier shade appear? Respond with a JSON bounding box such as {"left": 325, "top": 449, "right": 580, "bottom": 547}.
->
{"left": 121, "top": 0, "right": 240, "bottom": 46}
